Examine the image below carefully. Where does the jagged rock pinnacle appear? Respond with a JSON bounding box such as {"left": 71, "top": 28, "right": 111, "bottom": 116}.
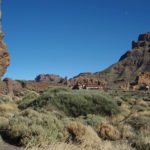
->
{"left": 0, "top": 0, "right": 11, "bottom": 80}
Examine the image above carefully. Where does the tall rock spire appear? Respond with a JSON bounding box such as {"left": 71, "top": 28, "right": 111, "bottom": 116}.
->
{"left": 0, "top": 0, "right": 2, "bottom": 31}
{"left": 0, "top": 0, "right": 11, "bottom": 80}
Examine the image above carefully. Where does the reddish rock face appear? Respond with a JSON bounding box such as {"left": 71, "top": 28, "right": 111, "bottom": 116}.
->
{"left": 69, "top": 76, "right": 106, "bottom": 89}
{"left": 0, "top": 32, "right": 10, "bottom": 80}
{"left": 120, "top": 72, "right": 150, "bottom": 90}
{"left": 135, "top": 72, "right": 150, "bottom": 86}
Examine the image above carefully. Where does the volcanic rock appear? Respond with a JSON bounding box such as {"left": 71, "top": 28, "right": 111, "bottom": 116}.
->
{"left": 35, "top": 74, "right": 64, "bottom": 83}
{"left": 80, "top": 32, "right": 150, "bottom": 88}
{"left": 69, "top": 76, "right": 106, "bottom": 89}
{"left": 3, "top": 78, "right": 22, "bottom": 96}
{"left": 0, "top": 32, "right": 10, "bottom": 80}
{"left": 0, "top": 78, "right": 22, "bottom": 96}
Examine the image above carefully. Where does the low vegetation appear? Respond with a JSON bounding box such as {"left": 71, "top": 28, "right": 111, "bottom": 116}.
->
{"left": 0, "top": 109, "right": 64, "bottom": 147}
{"left": 0, "top": 86, "right": 149, "bottom": 150}
{"left": 19, "top": 87, "right": 121, "bottom": 117}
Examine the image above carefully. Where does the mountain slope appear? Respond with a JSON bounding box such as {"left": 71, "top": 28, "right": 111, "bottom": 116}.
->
{"left": 78, "top": 32, "right": 150, "bottom": 88}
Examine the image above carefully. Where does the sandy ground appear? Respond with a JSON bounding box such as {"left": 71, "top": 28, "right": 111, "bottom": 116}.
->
{"left": 0, "top": 143, "right": 21, "bottom": 150}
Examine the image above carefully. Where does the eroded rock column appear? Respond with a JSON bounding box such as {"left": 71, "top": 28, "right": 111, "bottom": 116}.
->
{"left": 0, "top": 0, "right": 10, "bottom": 80}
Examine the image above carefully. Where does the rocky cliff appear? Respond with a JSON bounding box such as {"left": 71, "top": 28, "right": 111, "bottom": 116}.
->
{"left": 35, "top": 32, "right": 150, "bottom": 89}
{"left": 0, "top": 32, "right": 10, "bottom": 80}
{"left": 77, "top": 32, "right": 150, "bottom": 88}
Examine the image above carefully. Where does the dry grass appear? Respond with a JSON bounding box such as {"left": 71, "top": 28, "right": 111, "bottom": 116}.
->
{"left": 96, "top": 122, "right": 121, "bottom": 141}
{"left": 65, "top": 122, "right": 101, "bottom": 149}
{"left": 121, "top": 124, "right": 135, "bottom": 138}
{"left": 25, "top": 141, "right": 135, "bottom": 150}
{"left": 138, "top": 110, "right": 150, "bottom": 117}
{"left": 136, "top": 100, "right": 148, "bottom": 108}
{"left": 0, "top": 102, "right": 19, "bottom": 111}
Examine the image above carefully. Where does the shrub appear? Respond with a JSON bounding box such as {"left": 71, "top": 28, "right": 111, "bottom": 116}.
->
{"left": 96, "top": 122, "right": 122, "bottom": 141}
{"left": 0, "top": 109, "right": 64, "bottom": 147}
{"left": 65, "top": 122, "right": 101, "bottom": 149}
{"left": 18, "top": 98, "right": 35, "bottom": 110}
{"left": 0, "top": 94, "right": 12, "bottom": 104}
{"left": 126, "top": 116, "right": 150, "bottom": 130}
{"left": 135, "top": 143, "right": 150, "bottom": 150}
{"left": 75, "top": 114, "right": 106, "bottom": 129}
{"left": 19, "top": 87, "right": 121, "bottom": 117}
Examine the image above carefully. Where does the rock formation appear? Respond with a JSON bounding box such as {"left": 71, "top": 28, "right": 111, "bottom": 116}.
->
{"left": 35, "top": 32, "right": 150, "bottom": 89}
{"left": 34, "top": 73, "right": 106, "bottom": 90}
{"left": 0, "top": 32, "right": 10, "bottom": 80}
{"left": 69, "top": 76, "right": 106, "bottom": 89}
{"left": 35, "top": 74, "right": 64, "bottom": 83}
{"left": 135, "top": 72, "right": 150, "bottom": 86}
{"left": 78, "top": 32, "right": 150, "bottom": 88}
{"left": 121, "top": 72, "right": 150, "bottom": 90}
{"left": 0, "top": 78, "right": 22, "bottom": 96}
{"left": 0, "top": 0, "right": 10, "bottom": 80}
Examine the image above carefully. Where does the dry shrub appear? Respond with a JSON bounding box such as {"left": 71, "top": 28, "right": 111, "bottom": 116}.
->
{"left": 136, "top": 100, "right": 148, "bottom": 108}
{"left": 0, "top": 103, "right": 19, "bottom": 112}
{"left": 100, "top": 140, "right": 136, "bottom": 150}
{"left": 138, "top": 111, "right": 150, "bottom": 117}
{"left": 65, "top": 122, "right": 101, "bottom": 149}
{"left": 121, "top": 124, "right": 135, "bottom": 138}
{"left": 96, "top": 122, "right": 121, "bottom": 141}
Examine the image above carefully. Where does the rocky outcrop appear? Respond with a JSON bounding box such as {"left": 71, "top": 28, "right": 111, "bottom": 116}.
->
{"left": 120, "top": 72, "right": 150, "bottom": 90}
{"left": 69, "top": 76, "right": 106, "bottom": 90}
{"left": 81, "top": 32, "right": 150, "bottom": 88}
{"left": 0, "top": 78, "right": 22, "bottom": 96}
{"left": 0, "top": 32, "right": 10, "bottom": 80}
{"left": 34, "top": 73, "right": 106, "bottom": 90}
{"left": 34, "top": 32, "right": 150, "bottom": 89}
{"left": 35, "top": 74, "right": 64, "bottom": 83}
{"left": 135, "top": 72, "right": 150, "bottom": 86}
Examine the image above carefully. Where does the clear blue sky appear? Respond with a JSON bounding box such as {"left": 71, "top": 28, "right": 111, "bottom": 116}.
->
{"left": 2, "top": 0, "right": 150, "bottom": 80}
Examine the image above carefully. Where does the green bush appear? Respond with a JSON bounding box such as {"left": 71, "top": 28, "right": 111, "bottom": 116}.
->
{"left": 19, "top": 87, "right": 121, "bottom": 117}
{"left": 75, "top": 114, "right": 106, "bottom": 129}
{"left": 18, "top": 98, "right": 35, "bottom": 109}
{"left": 0, "top": 109, "right": 64, "bottom": 147}
{"left": 0, "top": 94, "right": 12, "bottom": 103}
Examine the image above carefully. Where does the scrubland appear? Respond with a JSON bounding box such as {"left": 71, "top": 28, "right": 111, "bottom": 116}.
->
{"left": 0, "top": 86, "right": 150, "bottom": 150}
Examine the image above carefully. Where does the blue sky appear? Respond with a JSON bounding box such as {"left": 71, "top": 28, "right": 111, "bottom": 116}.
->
{"left": 2, "top": 0, "right": 150, "bottom": 80}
